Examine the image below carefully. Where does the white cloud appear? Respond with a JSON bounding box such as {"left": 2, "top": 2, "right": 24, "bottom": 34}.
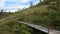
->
{"left": 0, "top": 0, "right": 39, "bottom": 12}
{"left": 0, "top": 0, "right": 30, "bottom": 12}
{"left": 33, "top": 0, "right": 39, "bottom": 5}
{"left": 41, "top": 0, "right": 44, "bottom": 1}
{"left": 0, "top": 4, "right": 30, "bottom": 12}
{"left": 3, "top": 4, "right": 29, "bottom": 9}
{"left": 6, "top": 9, "right": 17, "bottom": 12}
{"left": 6, "top": 0, "right": 30, "bottom": 3}
{"left": 6, "top": 0, "right": 17, "bottom": 2}
{"left": 20, "top": 0, "right": 30, "bottom": 3}
{"left": 0, "top": 0, "right": 5, "bottom": 7}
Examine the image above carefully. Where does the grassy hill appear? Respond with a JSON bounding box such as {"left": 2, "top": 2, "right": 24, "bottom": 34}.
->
{"left": 0, "top": 0, "right": 60, "bottom": 34}
{"left": 0, "top": 12, "right": 13, "bottom": 19}
{"left": 14, "top": 0, "right": 60, "bottom": 30}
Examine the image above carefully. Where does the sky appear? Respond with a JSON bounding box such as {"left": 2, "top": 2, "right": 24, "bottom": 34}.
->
{"left": 0, "top": 0, "right": 40, "bottom": 12}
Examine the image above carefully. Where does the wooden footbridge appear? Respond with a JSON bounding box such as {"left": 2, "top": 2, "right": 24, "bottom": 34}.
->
{"left": 18, "top": 21, "right": 60, "bottom": 34}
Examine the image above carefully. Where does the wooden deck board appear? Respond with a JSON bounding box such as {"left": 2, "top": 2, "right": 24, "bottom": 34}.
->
{"left": 19, "top": 21, "right": 60, "bottom": 34}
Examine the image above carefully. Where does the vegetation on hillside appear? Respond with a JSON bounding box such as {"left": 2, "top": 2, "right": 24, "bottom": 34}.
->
{"left": 0, "top": 9, "right": 13, "bottom": 19}
{"left": 0, "top": 0, "right": 60, "bottom": 34}
{"left": 14, "top": 0, "right": 60, "bottom": 30}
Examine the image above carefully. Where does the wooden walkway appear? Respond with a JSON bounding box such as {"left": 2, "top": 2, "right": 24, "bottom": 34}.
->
{"left": 19, "top": 21, "right": 60, "bottom": 34}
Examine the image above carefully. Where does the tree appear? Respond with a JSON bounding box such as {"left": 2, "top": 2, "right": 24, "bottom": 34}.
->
{"left": 30, "top": 2, "right": 33, "bottom": 8}
{"left": 0, "top": 9, "right": 4, "bottom": 16}
{"left": 0, "top": 9, "right": 4, "bottom": 13}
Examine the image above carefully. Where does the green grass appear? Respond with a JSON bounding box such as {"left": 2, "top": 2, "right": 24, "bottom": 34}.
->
{"left": 14, "top": 2, "right": 60, "bottom": 30}
{"left": 0, "top": 0, "right": 60, "bottom": 34}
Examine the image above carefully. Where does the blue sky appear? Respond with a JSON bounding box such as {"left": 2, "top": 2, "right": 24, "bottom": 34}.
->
{"left": 0, "top": 0, "right": 39, "bottom": 12}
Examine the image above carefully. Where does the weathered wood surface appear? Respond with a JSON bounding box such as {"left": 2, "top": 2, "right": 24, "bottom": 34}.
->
{"left": 19, "top": 21, "right": 60, "bottom": 34}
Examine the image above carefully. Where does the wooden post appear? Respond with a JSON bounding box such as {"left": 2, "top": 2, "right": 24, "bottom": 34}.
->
{"left": 48, "top": 19, "right": 50, "bottom": 34}
{"left": 34, "top": 23, "right": 35, "bottom": 28}
{"left": 48, "top": 19, "right": 51, "bottom": 34}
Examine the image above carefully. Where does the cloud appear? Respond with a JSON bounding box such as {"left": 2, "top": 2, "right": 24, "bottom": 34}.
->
{"left": 5, "top": 4, "right": 29, "bottom": 10}
{"left": 0, "top": 4, "right": 30, "bottom": 12}
{"left": 0, "top": 0, "right": 5, "bottom": 7}
{"left": 41, "top": 0, "right": 44, "bottom": 1}
{"left": 33, "top": 0, "right": 40, "bottom": 5}
{"left": 6, "top": 0, "right": 17, "bottom": 2}
{"left": 6, "top": 0, "right": 30, "bottom": 3}
{"left": 20, "top": 0, "right": 30, "bottom": 3}
{"left": 0, "top": 0, "right": 39, "bottom": 12}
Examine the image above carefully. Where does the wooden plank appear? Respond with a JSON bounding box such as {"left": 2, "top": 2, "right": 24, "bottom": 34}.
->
{"left": 19, "top": 21, "right": 60, "bottom": 34}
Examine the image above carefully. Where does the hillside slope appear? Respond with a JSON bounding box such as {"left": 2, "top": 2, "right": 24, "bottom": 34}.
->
{"left": 15, "top": 0, "right": 60, "bottom": 30}
{"left": 0, "top": 0, "right": 60, "bottom": 34}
